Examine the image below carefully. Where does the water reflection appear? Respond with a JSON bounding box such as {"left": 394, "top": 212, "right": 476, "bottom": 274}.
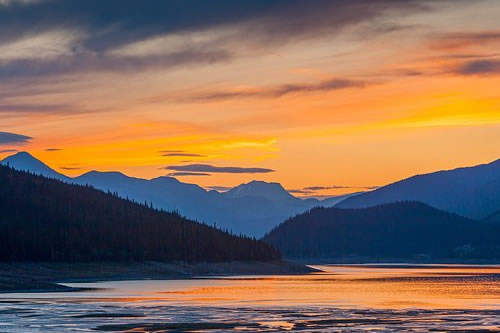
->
{"left": 1, "top": 264, "right": 500, "bottom": 332}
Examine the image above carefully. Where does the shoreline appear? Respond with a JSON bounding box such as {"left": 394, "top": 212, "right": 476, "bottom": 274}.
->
{"left": 0, "top": 260, "right": 318, "bottom": 293}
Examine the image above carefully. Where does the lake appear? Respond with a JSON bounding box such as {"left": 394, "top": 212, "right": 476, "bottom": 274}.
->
{"left": 1, "top": 264, "right": 500, "bottom": 332}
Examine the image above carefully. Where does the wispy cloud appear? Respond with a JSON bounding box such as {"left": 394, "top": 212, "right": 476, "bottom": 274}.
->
{"left": 172, "top": 78, "right": 371, "bottom": 103}
{"left": 430, "top": 30, "right": 500, "bottom": 51}
{"left": 45, "top": 148, "right": 62, "bottom": 152}
{"left": 0, "top": 103, "right": 69, "bottom": 114}
{"left": 289, "top": 185, "right": 379, "bottom": 196}
{"left": 0, "top": 148, "right": 18, "bottom": 153}
{"left": 165, "top": 163, "right": 274, "bottom": 174}
{"left": 168, "top": 171, "right": 211, "bottom": 177}
{"left": 163, "top": 152, "right": 205, "bottom": 157}
{"left": 288, "top": 189, "right": 314, "bottom": 195}
{"left": 59, "top": 166, "right": 81, "bottom": 170}
{"left": 454, "top": 59, "right": 500, "bottom": 76}
{"left": 0, "top": 131, "right": 32, "bottom": 145}
{"left": 205, "top": 185, "right": 232, "bottom": 192}
{"left": 160, "top": 150, "right": 184, "bottom": 153}
{"left": 303, "top": 185, "right": 379, "bottom": 191}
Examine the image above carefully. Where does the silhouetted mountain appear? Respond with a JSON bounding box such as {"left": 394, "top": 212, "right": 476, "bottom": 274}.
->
{"left": 1, "top": 152, "right": 342, "bottom": 237}
{"left": 263, "top": 202, "right": 500, "bottom": 260}
{"left": 1, "top": 151, "right": 70, "bottom": 181}
{"left": 337, "top": 159, "right": 500, "bottom": 220}
{"left": 0, "top": 164, "right": 279, "bottom": 262}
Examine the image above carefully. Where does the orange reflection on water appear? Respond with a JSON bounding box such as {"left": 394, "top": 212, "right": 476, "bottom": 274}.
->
{"left": 20, "top": 264, "right": 500, "bottom": 310}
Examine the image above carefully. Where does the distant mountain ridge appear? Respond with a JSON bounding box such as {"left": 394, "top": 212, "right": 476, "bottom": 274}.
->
{"left": 7, "top": 152, "right": 499, "bottom": 237}
{"left": 337, "top": 158, "right": 500, "bottom": 220}
{"left": 263, "top": 202, "right": 500, "bottom": 261}
{"left": 0, "top": 152, "right": 347, "bottom": 237}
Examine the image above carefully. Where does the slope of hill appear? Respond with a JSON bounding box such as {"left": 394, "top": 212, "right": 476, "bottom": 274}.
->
{"left": 1, "top": 152, "right": 333, "bottom": 237}
{"left": 337, "top": 159, "right": 500, "bottom": 220}
{"left": 263, "top": 202, "right": 500, "bottom": 261}
{"left": 0, "top": 164, "right": 280, "bottom": 262}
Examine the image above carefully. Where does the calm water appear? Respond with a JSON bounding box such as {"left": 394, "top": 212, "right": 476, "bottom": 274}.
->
{"left": 1, "top": 264, "right": 500, "bottom": 332}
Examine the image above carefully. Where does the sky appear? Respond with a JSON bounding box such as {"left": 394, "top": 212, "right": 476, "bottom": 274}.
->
{"left": 1, "top": 0, "right": 500, "bottom": 198}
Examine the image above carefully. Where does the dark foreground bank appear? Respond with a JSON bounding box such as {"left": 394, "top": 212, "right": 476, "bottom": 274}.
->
{"left": 0, "top": 261, "right": 318, "bottom": 293}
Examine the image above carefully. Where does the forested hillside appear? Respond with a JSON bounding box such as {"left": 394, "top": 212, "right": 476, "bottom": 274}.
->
{"left": 264, "top": 202, "right": 500, "bottom": 260}
{"left": 0, "top": 165, "right": 280, "bottom": 262}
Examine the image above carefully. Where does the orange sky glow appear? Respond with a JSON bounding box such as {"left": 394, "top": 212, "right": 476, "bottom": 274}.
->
{"left": 1, "top": 0, "right": 500, "bottom": 198}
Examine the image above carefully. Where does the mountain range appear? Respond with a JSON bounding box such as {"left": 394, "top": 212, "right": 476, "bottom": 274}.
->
{"left": 3, "top": 152, "right": 500, "bottom": 238}
{"left": 337, "top": 158, "right": 500, "bottom": 220}
{"left": 1, "top": 152, "right": 348, "bottom": 237}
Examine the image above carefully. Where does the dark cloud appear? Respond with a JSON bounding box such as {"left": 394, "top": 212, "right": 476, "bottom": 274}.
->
{"left": 0, "top": 131, "right": 32, "bottom": 144}
{"left": 0, "top": 103, "right": 69, "bottom": 114}
{"left": 0, "top": 0, "right": 458, "bottom": 77}
{"left": 166, "top": 164, "right": 274, "bottom": 174}
{"left": 0, "top": 149, "right": 18, "bottom": 153}
{"left": 428, "top": 30, "right": 500, "bottom": 76}
{"left": 173, "top": 78, "right": 371, "bottom": 103}
{"left": 454, "top": 60, "right": 500, "bottom": 76}
{"left": 0, "top": 1, "right": 436, "bottom": 49}
{"left": 45, "top": 148, "right": 62, "bottom": 152}
{"left": 163, "top": 152, "right": 205, "bottom": 157}
{"left": 288, "top": 189, "right": 314, "bottom": 195}
{"left": 59, "top": 166, "right": 81, "bottom": 170}
{"left": 168, "top": 172, "right": 211, "bottom": 177}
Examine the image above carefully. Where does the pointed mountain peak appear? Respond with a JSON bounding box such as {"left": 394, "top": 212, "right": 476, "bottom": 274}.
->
{"left": 1, "top": 151, "right": 69, "bottom": 181}
{"left": 2, "top": 151, "right": 37, "bottom": 162}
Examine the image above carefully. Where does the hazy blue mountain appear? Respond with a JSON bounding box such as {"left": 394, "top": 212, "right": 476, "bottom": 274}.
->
{"left": 263, "top": 202, "right": 500, "bottom": 261}
{"left": 74, "top": 171, "right": 218, "bottom": 225}
{"left": 320, "top": 192, "right": 364, "bottom": 207}
{"left": 1, "top": 152, "right": 338, "bottom": 237}
{"left": 337, "top": 159, "right": 500, "bottom": 220}
{"left": 0, "top": 152, "right": 70, "bottom": 182}
{"left": 225, "top": 181, "right": 301, "bottom": 203}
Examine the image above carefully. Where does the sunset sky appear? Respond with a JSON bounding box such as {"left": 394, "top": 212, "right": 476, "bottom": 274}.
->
{"left": 1, "top": 0, "right": 500, "bottom": 198}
